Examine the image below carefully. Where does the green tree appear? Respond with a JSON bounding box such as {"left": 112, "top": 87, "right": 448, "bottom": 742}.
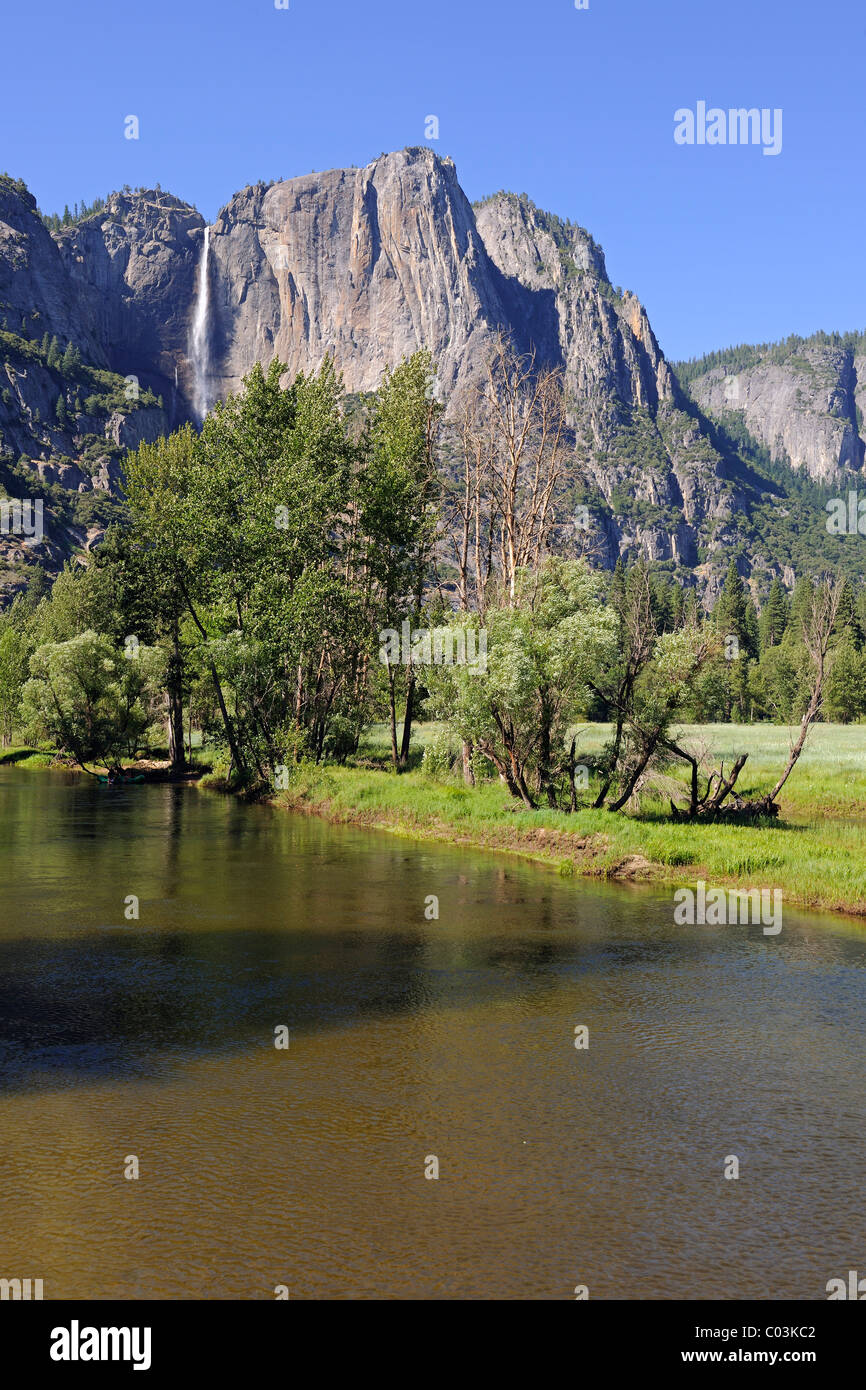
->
{"left": 360, "top": 351, "right": 441, "bottom": 767}
{"left": 0, "top": 625, "right": 29, "bottom": 744}
{"left": 759, "top": 577, "right": 789, "bottom": 652}
{"left": 21, "top": 630, "right": 164, "bottom": 771}
{"left": 428, "top": 560, "right": 617, "bottom": 809}
{"left": 61, "top": 342, "right": 81, "bottom": 375}
{"left": 825, "top": 636, "right": 866, "bottom": 724}
{"left": 125, "top": 358, "right": 360, "bottom": 783}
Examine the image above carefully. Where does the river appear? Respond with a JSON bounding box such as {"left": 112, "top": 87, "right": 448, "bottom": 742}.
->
{"left": 0, "top": 768, "right": 864, "bottom": 1299}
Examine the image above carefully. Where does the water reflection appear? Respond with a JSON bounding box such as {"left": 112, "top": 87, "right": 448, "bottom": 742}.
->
{"left": 1, "top": 769, "right": 865, "bottom": 1300}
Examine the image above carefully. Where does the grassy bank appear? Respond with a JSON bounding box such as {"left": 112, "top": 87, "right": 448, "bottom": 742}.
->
{"left": 273, "top": 722, "right": 866, "bottom": 919}
{"left": 4, "top": 724, "right": 866, "bottom": 919}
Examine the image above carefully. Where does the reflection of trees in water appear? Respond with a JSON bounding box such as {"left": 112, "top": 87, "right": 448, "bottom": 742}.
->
{"left": 4, "top": 777, "right": 864, "bottom": 1101}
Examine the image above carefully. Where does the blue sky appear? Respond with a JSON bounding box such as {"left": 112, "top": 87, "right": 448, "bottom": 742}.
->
{"left": 3, "top": 0, "right": 863, "bottom": 360}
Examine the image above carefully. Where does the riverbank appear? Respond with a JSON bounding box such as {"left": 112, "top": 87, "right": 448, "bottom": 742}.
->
{"left": 0, "top": 748, "right": 204, "bottom": 782}
{"left": 269, "top": 723, "right": 866, "bottom": 920}
{"left": 4, "top": 725, "right": 866, "bottom": 919}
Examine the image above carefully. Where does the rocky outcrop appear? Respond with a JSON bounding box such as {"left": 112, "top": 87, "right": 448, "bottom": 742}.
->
{"left": 474, "top": 193, "right": 674, "bottom": 412}
{"left": 684, "top": 344, "right": 866, "bottom": 484}
{"left": 206, "top": 152, "right": 518, "bottom": 403}
{"left": 0, "top": 178, "right": 104, "bottom": 365}
{"left": 55, "top": 189, "right": 204, "bottom": 408}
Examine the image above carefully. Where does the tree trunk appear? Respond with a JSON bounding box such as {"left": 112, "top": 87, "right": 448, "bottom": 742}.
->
{"left": 398, "top": 669, "right": 415, "bottom": 767}
{"left": 608, "top": 731, "right": 661, "bottom": 813}
{"left": 537, "top": 692, "right": 557, "bottom": 807}
{"left": 166, "top": 616, "right": 186, "bottom": 772}
{"left": 462, "top": 739, "right": 475, "bottom": 787}
{"left": 386, "top": 662, "right": 399, "bottom": 769}
{"left": 593, "top": 710, "right": 624, "bottom": 808}
{"left": 179, "top": 580, "right": 247, "bottom": 783}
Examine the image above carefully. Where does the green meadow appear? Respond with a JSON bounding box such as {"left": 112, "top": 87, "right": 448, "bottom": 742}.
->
{"left": 273, "top": 721, "right": 866, "bottom": 919}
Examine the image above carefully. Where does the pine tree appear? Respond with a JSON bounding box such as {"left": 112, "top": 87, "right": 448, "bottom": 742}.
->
{"left": 714, "top": 560, "right": 756, "bottom": 720}
{"left": 715, "top": 560, "right": 748, "bottom": 641}
{"left": 833, "top": 579, "right": 863, "bottom": 649}
{"left": 683, "top": 588, "right": 700, "bottom": 626}
{"left": 826, "top": 637, "right": 866, "bottom": 723}
{"left": 47, "top": 336, "right": 61, "bottom": 370}
{"left": 671, "top": 582, "right": 685, "bottom": 629}
{"left": 759, "top": 577, "right": 789, "bottom": 651}
{"left": 786, "top": 577, "right": 813, "bottom": 645}
{"left": 61, "top": 341, "right": 80, "bottom": 375}
{"left": 55, "top": 393, "right": 67, "bottom": 425}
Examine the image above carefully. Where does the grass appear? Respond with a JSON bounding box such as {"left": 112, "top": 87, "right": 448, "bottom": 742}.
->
{"left": 4, "top": 724, "right": 865, "bottom": 919}
{"left": 0, "top": 745, "right": 58, "bottom": 768}
{"left": 568, "top": 722, "right": 866, "bottom": 820}
{"left": 274, "top": 722, "right": 866, "bottom": 919}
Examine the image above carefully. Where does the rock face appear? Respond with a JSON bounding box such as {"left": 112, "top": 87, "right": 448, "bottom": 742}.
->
{"left": 474, "top": 193, "right": 673, "bottom": 410}
{"left": 204, "top": 156, "right": 676, "bottom": 424}
{"left": 195, "top": 157, "right": 738, "bottom": 579}
{"left": 206, "top": 152, "right": 525, "bottom": 405}
{"left": 0, "top": 180, "right": 105, "bottom": 366}
{"left": 0, "top": 178, "right": 175, "bottom": 596}
{"left": 684, "top": 344, "right": 866, "bottom": 485}
{"left": 1, "top": 151, "right": 858, "bottom": 600}
{"left": 55, "top": 188, "right": 204, "bottom": 408}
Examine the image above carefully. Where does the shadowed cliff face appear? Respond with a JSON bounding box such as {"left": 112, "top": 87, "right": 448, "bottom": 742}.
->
{"left": 55, "top": 189, "right": 205, "bottom": 409}
{"left": 474, "top": 192, "right": 673, "bottom": 414}
{"left": 0, "top": 183, "right": 106, "bottom": 367}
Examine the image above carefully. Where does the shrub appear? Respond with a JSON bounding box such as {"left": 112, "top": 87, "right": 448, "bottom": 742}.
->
{"left": 422, "top": 727, "right": 459, "bottom": 780}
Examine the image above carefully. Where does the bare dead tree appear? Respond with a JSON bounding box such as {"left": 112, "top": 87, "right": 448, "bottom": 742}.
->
{"left": 758, "top": 576, "right": 844, "bottom": 808}
{"left": 663, "top": 577, "right": 844, "bottom": 822}
{"left": 449, "top": 335, "right": 567, "bottom": 609}
{"left": 447, "top": 390, "right": 496, "bottom": 615}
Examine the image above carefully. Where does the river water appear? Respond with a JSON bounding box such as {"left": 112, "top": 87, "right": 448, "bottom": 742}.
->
{"left": 0, "top": 768, "right": 864, "bottom": 1300}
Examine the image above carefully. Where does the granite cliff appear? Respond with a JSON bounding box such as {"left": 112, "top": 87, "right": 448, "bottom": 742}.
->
{"left": 678, "top": 338, "right": 866, "bottom": 486}
{"left": 1, "top": 150, "right": 862, "bottom": 600}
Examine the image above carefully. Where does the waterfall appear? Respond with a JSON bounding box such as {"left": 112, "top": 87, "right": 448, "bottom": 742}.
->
{"left": 190, "top": 225, "right": 211, "bottom": 422}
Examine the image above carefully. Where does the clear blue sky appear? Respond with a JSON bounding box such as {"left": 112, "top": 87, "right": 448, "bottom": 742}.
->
{"left": 3, "top": 0, "right": 863, "bottom": 361}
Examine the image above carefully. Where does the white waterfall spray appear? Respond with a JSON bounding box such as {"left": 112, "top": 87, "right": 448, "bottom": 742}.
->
{"left": 190, "top": 225, "right": 212, "bottom": 422}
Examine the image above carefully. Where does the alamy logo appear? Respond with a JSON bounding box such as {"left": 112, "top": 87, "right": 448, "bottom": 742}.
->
{"left": 673, "top": 880, "right": 782, "bottom": 935}
{"left": 0, "top": 1277, "right": 43, "bottom": 1300}
{"left": 826, "top": 492, "right": 866, "bottom": 536}
{"left": 674, "top": 102, "right": 782, "bottom": 156}
{"left": 379, "top": 621, "right": 487, "bottom": 671}
{"left": 0, "top": 497, "right": 43, "bottom": 541}
{"left": 50, "top": 1321, "right": 152, "bottom": 1372}
{"left": 826, "top": 1270, "right": 866, "bottom": 1299}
